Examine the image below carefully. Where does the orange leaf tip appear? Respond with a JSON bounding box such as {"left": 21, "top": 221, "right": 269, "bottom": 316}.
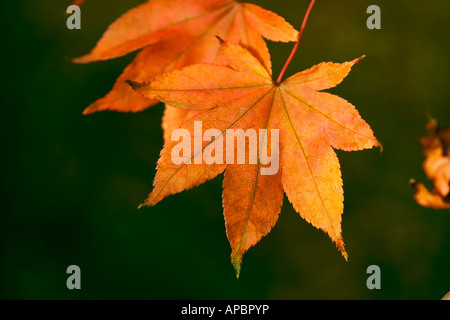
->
{"left": 231, "top": 255, "right": 242, "bottom": 279}
{"left": 138, "top": 199, "right": 157, "bottom": 209}
{"left": 342, "top": 250, "right": 349, "bottom": 261}
{"left": 71, "top": 56, "right": 87, "bottom": 64}
{"left": 375, "top": 139, "right": 384, "bottom": 153}
{"left": 336, "top": 238, "right": 348, "bottom": 261}
{"left": 354, "top": 55, "right": 366, "bottom": 63}
{"left": 137, "top": 204, "right": 144, "bottom": 210}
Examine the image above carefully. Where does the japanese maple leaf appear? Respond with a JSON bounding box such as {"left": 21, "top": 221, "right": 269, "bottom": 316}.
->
{"left": 411, "top": 119, "right": 450, "bottom": 209}
{"left": 74, "top": 0, "right": 298, "bottom": 141}
{"left": 127, "top": 40, "right": 380, "bottom": 276}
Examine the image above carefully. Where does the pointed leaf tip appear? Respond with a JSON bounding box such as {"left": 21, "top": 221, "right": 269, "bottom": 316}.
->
{"left": 377, "top": 140, "right": 384, "bottom": 153}
{"left": 355, "top": 55, "right": 366, "bottom": 63}
{"left": 342, "top": 251, "right": 348, "bottom": 261}
{"left": 137, "top": 202, "right": 149, "bottom": 210}
{"left": 138, "top": 196, "right": 158, "bottom": 209}
{"left": 336, "top": 238, "right": 348, "bottom": 261}
{"left": 71, "top": 56, "right": 86, "bottom": 64}
{"left": 231, "top": 256, "right": 242, "bottom": 279}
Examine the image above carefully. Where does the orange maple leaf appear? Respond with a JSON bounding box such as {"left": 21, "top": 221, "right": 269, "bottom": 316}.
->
{"left": 411, "top": 119, "right": 450, "bottom": 209}
{"left": 127, "top": 39, "right": 381, "bottom": 276}
{"left": 74, "top": 0, "right": 298, "bottom": 142}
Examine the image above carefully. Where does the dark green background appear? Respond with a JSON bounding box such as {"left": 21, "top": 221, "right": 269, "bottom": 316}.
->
{"left": 2, "top": 0, "right": 449, "bottom": 299}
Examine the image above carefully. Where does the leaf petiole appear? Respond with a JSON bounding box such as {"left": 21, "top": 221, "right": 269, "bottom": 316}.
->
{"left": 276, "top": 0, "right": 316, "bottom": 84}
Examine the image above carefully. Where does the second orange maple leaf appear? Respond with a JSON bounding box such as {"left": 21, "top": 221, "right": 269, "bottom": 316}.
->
{"left": 74, "top": 0, "right": 298, "bottom": 144}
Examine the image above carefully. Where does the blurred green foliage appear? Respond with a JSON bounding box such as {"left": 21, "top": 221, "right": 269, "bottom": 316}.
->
{"left": 1, "top": 0, "right": 449, "bottom": 299}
